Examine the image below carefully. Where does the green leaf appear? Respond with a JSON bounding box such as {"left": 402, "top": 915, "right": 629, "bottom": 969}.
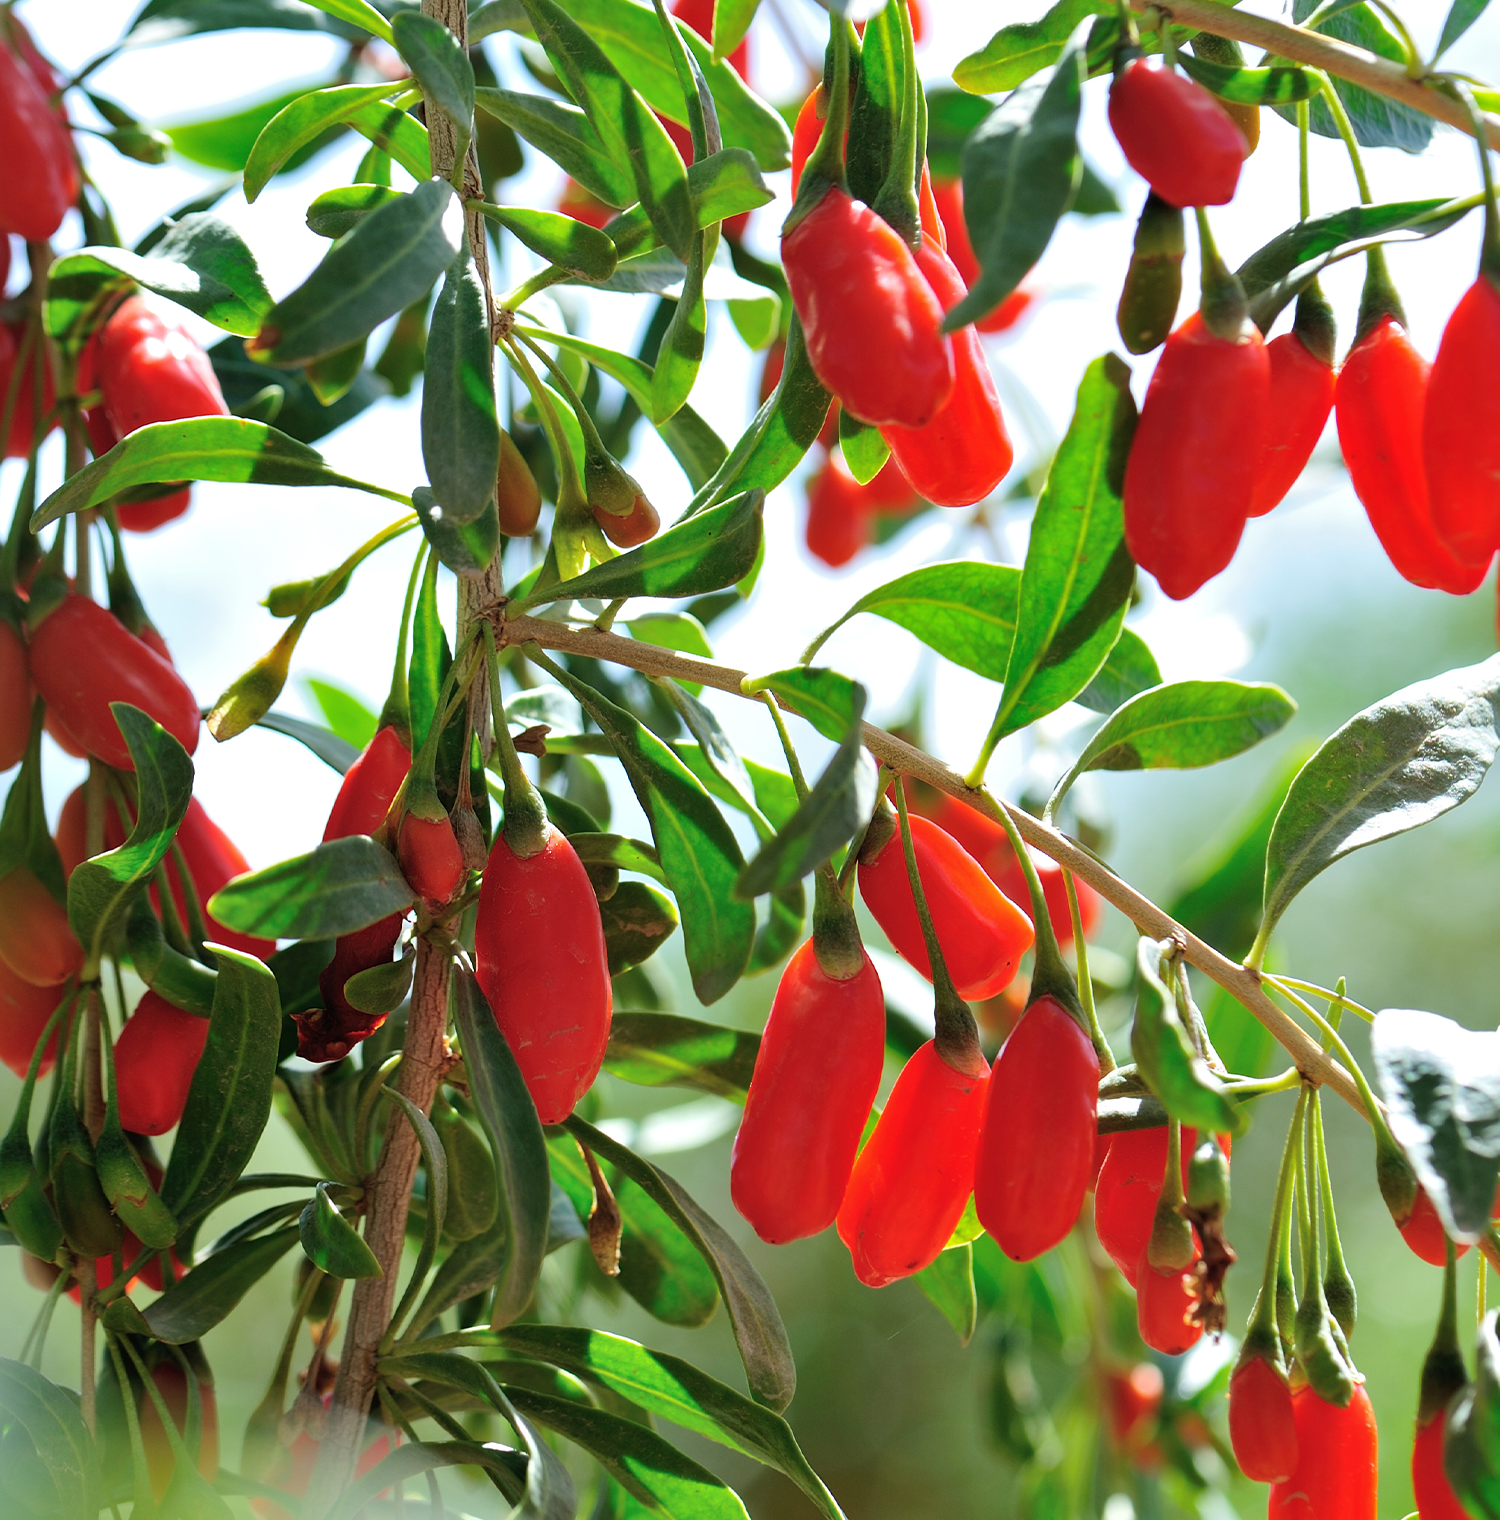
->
{"left": 254, "top": 180, "right": 461, "bottom": 365}
{"left": 1437, "top": 0, "right": 1490, "bottom": 58}
{"left": 945, "top": 27, "right": 1086, "bottom": 332}
{"left": 604, "top": 1012, "right": 759, "bottom": 1102}
{"left": 801, "top": 561, "right": 1021, "bottom": 679}
{"left": 297, "top": 0, "right": 393, "bottom": 43}
{"left": 1073, "top": 627, "right": 1160, "bottom": 715}
{"left": 629, "top": 615, "right": 713, "bottom": 694}
{"left": 742, "top": 667, "right": 862, "bottom": 745}
{"left": 479, "top": 202, "right": 618, "bottom": 281}
{"left": 132, "top": 0, "right": 357, "bottom": 37}
{"left": 409, "top": 547, "right": 451, "bottom": 754}
{"left": 210, "top": 335, "right": 389, "bottom": 446}
{"left": 916, "top": 1244, "right": 978, "bottom": 1346}
{"left": 1130, "top": 940, "right": 1245, "bottom": 1136}
{"left": 1260, "top": 655, "right": 1500, "bottom": 945}
{"left": 565, "top": 1115, "right": 795, "bottom": 1411}
{"left": 306, "top": 677, "right": 378, "bottom": 751}
{"left": 506, "top": 1387, "right": 751, "bottom": 1519}
{"left": 46, "top": 216, "right": 271, "bottom": 340}
{"left": 342, "top": 949, "right": 414, "bottom": 1016}
{"left": 602, "top": 881, "right": 679, "bottom": 975}
{"left": 843, "top": 0, "right": 903, "bottom": 207}
{"left": 162, "top": 948, "right": 283, "bottom": 1226}
{"left": 953, "top": 0, "right": 1110, "bottom": 93}
{"left": 1048, "top": 680, "right": 1297, "bottom": 814}
{"left": 406, "top": 1213, "right": 509, "bottom": 1339}
{"left": 322, "top": 1440, "right": 530, "bottom": 1520}
{"left": 300, "top": 1181, "right": 383, "bottom": 1278}
{"left": 839, "top": 412, "right": 891, "bottom": 486}
{"left": 144, "top": 1225, "right": 301, "bottom": 1343}
{"left": 986, "top": 354, "right": 1137, "bottom": 742}
{"left": 244, "top": 83, "right": 426, "bottom": 200}
{"left": 30, "top": 417, "right": 406, "bottom": 529}
{"left": 422, "top": 237, "right": 500, "bottom": 526}
{"left": 166, "top": 84, "right": 332, "bottom": 172}
{"left": 208, "top": 835, "right": 416, "bottom": 940}
{"left": 571, "top": 833, "right": 668, "bottom": 885}
{"left": 390, "top": 10, "right": 475, "bottom": 166}
{"left": 256, "top": 711, "right": 360, "bottom": 773}
{"left": 544, "top": 667, "right": 755, "bottom": 1005}
{"left": 1445, "top": 1309, "right": 1500, "bottom": 1518}
{"left": 605, "top": 148, "right": 774, "bottom": 263}
{"left": 653, "top": 228, "right": 712, "bottom": 423}
{"left": 451, "top": 969, "right": 552, "bottom": 1327}
{"left": 306, "top": 182, "right": 404, "bottom": 239}
{"left": 1176, "top": 53, "right": 1314, "bottom": 105}
{"left": 0, "top": 1360, "right": 103, "bottom": 1520}
{"left": 926, "top": 87, "right": 994, "bottom": 180}
{"left": 476, "top": 87, "right": 636, "bottom": 206}
{"left": 67, "top": 705, "right": 194, "bottom": 973}
{"left": 497, "top": 1327, "right": 847, "bottom": 1519}
{"left": 517, "top": 489, "right": 761, "bottom": 611}
{"left": 521, "top": 0, "right": 694, "bottom": 261}
{"left": 1371, "top": 1008, "right": 1500, "bottom": 1244}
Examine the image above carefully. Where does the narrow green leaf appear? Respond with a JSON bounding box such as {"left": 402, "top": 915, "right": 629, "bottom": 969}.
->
{"left": 571, "top": 833, "right": 668, "bottom": 885}
{"left": 406, "top": 1213, "right": 508, "bottom": 1339}
{"left": 322, "top": 1440, "right": 529, "bottom": 1520}
{"left": 543, "top": 669, "right": 755, "bottom": 1005}
{"left": 926, "top": 87, "right": 994, "bottom": 179}
{"left": 845, "top": 0, "right": 903, "bottom": 207}
{"left": 67, "top": 706, "right": 194, "bottom": 972}
{"left": 207, "top": 836, "right": 416, "bottom": 940}
{"left": 1073, "top": 627, "right": 1160, "bottom": 715}
{"left": 1176, "top": 54, "right": 1314, "bottom": 105}
{"left": 244, "top": 83, "right": 424, "bottom": 201}
{"left": 409, "top": 547, "right": 451, "bottom": 754}
{"left": 652, "top": 228, "right": 711, "bottom": 422}
{"left": 143, "top": 1226, "right": 301, "bottom": 1343}
{"left": 1049, "top": 680, "right": 1297, "bottom": 814}
{"left": 802, "top": 561, "right": 1021, "bottom": 679}
{"left": 953, "top": 0, "right": 1109, "bottom": 93}
{"left": 602, "top": 881, "right": 679, "bottom": 974}
{"left": 298, "top": 0, "right": 393, "bottom": 43}
{"left": 476, "top": 87, "right": 636, "bottom": 206}
{"left": 1260, "top": 655, "right": 1500, "bottom": 944}
{"left": 1437, "top": 0, "right": 1490, "bottom": 58}
{"left": 451, "top": 969, "right": 551, "bottom": 1328}
{"left": 390, "top": 10, "right": 475, "bottom": 164}
{"left": 166, "top": 84, "right": 328, "bottom": 173}
{"left": 0, "top": 1359, "right": 103, "bottom": 1520}
{"left": 1444, "top": 1310, "right": 1500, "bottom": 1517}
{"left": 946, "top": 27, "right": 1086, "bottom": 332}
{"left": 605, "top": 147, "right": 774, "bottom": 262}
{"left": 423, "top": 236, "right": 500, "bottom": 526}
{"left": 306, "top": 183, "right": 403, "bottom": 239}
{"left": 479, "top": 202, "right": 618, "bottom": 280}
{"left": 604, "top": 1012, "right": 759, "bottom": 1102}
{"left": 566, "top": 1114, "right": 796, "bottom": 1411}
{"left": 255, "top": 711, "right": 359, "bottom": 773}
{"left": 709, "top": 0, "right": 756, "bottom": 61}
{"left": 916, "top": 1244, "right": 978, "bottom": 1346}
{"left": 255, "top": 180, "right": 462, "bottom": 365}
{"left": 161, "top": 947, "right": 283, "bottom": 1226}
{"left": 838, "top": 412, "right": 891, "bottom": 486}
{"left": 744, "top": 666, "right": 864, "bottom": 745}
{"left": 988, "top": 354, "right": 1137, "bottom": 741}
{"left": 300, "top": 1181, "right": 383, "bottom": 1278}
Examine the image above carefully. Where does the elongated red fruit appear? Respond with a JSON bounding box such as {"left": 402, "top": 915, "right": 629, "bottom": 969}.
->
{"left": 295, "top": 912, "right": 406, "bottom": 1063}
{"left": 115, "top": 992, "right": 210, "bottom": 1135}
{"left": 1425, "top": 277, "right": 1500, "bottom": 566}
{"left": 0, "top": 619, "right": 30, "bottom": 771}
{"left": 0, "top": 320, "right": 57, "bottom": 458}
{"left": 1335, "top": 316, "right": 1489, "bottom": 594}
{"left": 28, "top": 596, "right": 201, "bottom": 768}
{"left": 1251, "top": 330, "right": 1336, "bottom": 517}
{"left": 974, "top": 995, "right": 1099, "bottom": 1260}
{"left": 836, "top": 1040, "right": 989, "bottom": 1287}
{"left": 475, "top": 825, "right": 612, "bottom": 1124}
{"left": 0, "top": 37, "right": 77, "bottom": 241}
{"left": 783, "top": 187, "right": 955, "bottom": 429}
{"left": 1398, "top": 1185, "right": 1469, "bottom": 1267}
{"left": 805, "top": 454, "right": 913, "bottom": 568}
{"left": 1125, "top": 311, "right": 1269, "bottom": 600}
{"left": 1108, "top": 59, "right": 1245, "bottom": 209}
{"left": 731, "top": 940, "right": 886, "bottom": 1243}
{"left": 1229, "top": 1352, "right": 1298, "bottom": 1484}
{"left": 398, "top": 812, "right": 465, "bottom": 904}
{"left": 323, "top": 725, "right": 412, "bottom": 841}
{"left": 1412, "top": 1410, "right": 1467, "bottom": 1520}
{"left": 857, "top": 815, "right": 1033, "bottom": 1001}
{"left": 1136, "top": 1244, "right": 1203, "bottom": 1355}
{"left": 1268, "top": 1383, "right": 1378, "bottom": 1519}
{"left": 0, "top": 958, "right": 62, "bottom": 1079}
{"left": 880, "top": 235, "right": 1013, "bottom": 507}
{"left": 0, "top": 867, "right": 82, "bottom": 987}
{"left": 1094, "top": 1125, "right": 1190, "bottom": 1286}
{"left": 170, "top": 798, "right": 276, "bottom": 959}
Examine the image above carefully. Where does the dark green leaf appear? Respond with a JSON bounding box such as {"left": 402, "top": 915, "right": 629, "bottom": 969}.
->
{"left": 742, "top": 667, "right": 862, "bottom": 745}
{"left": 604, "top": 1012, "right": 759, "bottom": 1102}
{"left": 295, "top": 0, "right": 392, "bottom": 41}
{"left": 306, "top": 183, "right": 404, "bottom": 238}
{"left": 409, "top": 547, "right": 451, "bottom": 753}
{"left": 571, "top": 833, "right": 667, "bottom": 884}
{"left": 480, "top": 202, "right": 618, "bottom": 280}
{"left": 846, "top": 0, "right": 903, "bottom": 207}
{"left": 517, "top": 489, "right": 761, "bottom": 611}
{"left": 407, "top": 1213, "right": 509, "bottom": 1338}
{"left": 0, "top": 1359, "right": 103, "bottom": 1520}
{"left": 1438, "top": 0, "right": 1490, "bottom": 57}
{"left": 300, "top": 1181, "right": 383, "bottom": 1278}
{"left": 166, "top": 85, "right": 334, "bottom": 172}
{"left": 132, "top": 0, "right": 355, "bottom": 37}
{"left": 801, "top": 562, "right": 1021, "bottom": 680}
{"left": 255, "top": 180, "right": 461, "bottom": 365}
{"left": 602, "top": 881, "right": 679, "bottom": 974}
{"left": 207, "top": 835, "right": 416, "bottom": 940}
{"left": 422, "top": 238, "right": 500, "bottom": 526}
{"left": 653, "top": 228, "right": 711, "bottom": 423}
{"left": 144, "top": 1226, "right": 300, "bottom": 1343}
{"left": 916, "top": 1245, "right": 978, "bottom": 1346}
{"left": 1371, "top": 1008, "right": 1500, "bottom": 1245}
{"left": 945, "top": 26, "right": 1085, "bottom": 330}
{"left": 452, "top": 969, "right": 552, "bottom": 1327}
{"left": 390, "top": 9, "right": 475, "bottom": 162}
{"left": 476, "top": 87, "right": 636, "bottom": 206}
{"left": 67, "top": 705, "right": 194, "bottom": 972}
{"left": 1444, "top": 1309, "right": 1500, "bottom": 1516}
{"left": 324, "top": 1440, "right": 529, "bottom": 1520}
{"left": 544, "top": 667, "right": 754, "bottom": 1005}
{"left": 952, "top": 0, "right": 1109, "bottom": 93}
{"left": 162, "top": 948, "right": 283, "bottom": 1226}
{"left": 925, "top": 87, "right": 994, "bottom": 180}
{"left": 305, "top": 334, "right": 368, "bottom": 406}
{"left": 565, "top": 1114, "right": 795, "bottom": 1411}
{"left": 1260, "top": 655, "right": 1500, "bottom": 945}
{"left": 343, "top": 949, "right": 414, "bottom": 1015}
{"left": 1176, "top": 53, "right": 1314, "bottom": 105}
{"left": 254, "top": 711, "right": 359, "bottom": 773}
{"left": 1073, "top": 627, "right": 1160, "bottom": 714}
{"left": 605, "top": 148, "right": 774, "bottom": 263}
{"left": 210, "top": 336, "right": 388, "bottom": 446}
{"left": 31, "top": 417, "right": 406, "bottom": 529}
{"left": 1049, "top": 680, "right": 1296, "bottom": 813}
{"left": 987, "top": 354, "right": 1137, "bottom": 740}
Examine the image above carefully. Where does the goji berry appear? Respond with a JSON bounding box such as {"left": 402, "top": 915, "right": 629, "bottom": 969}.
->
{"left": 171, "top": 798, "right": 275, "bottom": 959}
{"left": 929, "top": 178, "right": 1035, "bottom": 335}
{"left": 1412, "top": 1410, "right": 1466, "bottom": 1520}
{"left": 1251, "top": 292, "right": 1337, "bottom": 517}
{"left": 398, "top": 810, "right": 466, "bottom": 905}
{"left": 557, "top": 178, "right": 614, "bottom": 230}
{"left": 475, "top": 824, "right": 612, "bottom": 1124}
{"left": 1228, "top": 1350, "right": 1298, "bottom": 1484}
{"left": 0, "top": 867, "right": 82, "bottom": 986}
{"left": 917, "top": 162, "right": 944, "bottom": 247}
{"left": 1267, "top": 1383, "right": 1378, "bottom": 1519}
{"left": 115, "top": 991, "right": 209, "bottom": 1135}
{"left": 56, "top": 783, "right": 128, "bottom": 879}
{"left": 323, "top": 725, "right": 411, "bottom": 842}
{"left": 835, "top": 1039, "right": 989, "bottom": 1287}
{"left": 0, "top": 320, "right": 57, "bottom": 458}
{"left": 1106, "top": 1362, "right": 1164, "bottom": 1448}
{"left": 0, "top": 958, "right": 61, "bottom": 1079}
{"left": 28, "top": 596, "right": 201, "bottom": 768}
{"left": 496, "top": 428, "right": 541, "bottom": 538}
{"left": 1397, "top": 1185, "right": 1468, "bottom": 1267}
{"left": 0, "top": 618, "right": 29, "bottom": 771}
{"left": 139, "top": 1360, "right": 219, "bottom": 1500}
{"left": 731, "top": 938, "right": 885, "bottom": 1243}
{"left": 1094, "top": 1125, "right": 1193, "bottom": 1286}
{"left": 593, "top": 490, "right": 660, "bottom": 548}
{"left": 295, "top": 912, "right": 405, "bottom": 1063}
{"left": 805, "top": 454, "right": 873, "bottom": 569}
{"left": 0, "top": 35, "right": 77, "bottom": 242}
{"left": 1124, "top": 311, "right": 1269, "bottom": 600}
{"left": 857, "top": 813, "right": 1033, "bottom": 1001}
{"left": 974, "top": 993, "right": 1099, "bottom": 1260}
{"left": 1108, "top": 57, "right": 1245, "bottom": 209}
{"left": 1425, "top": 276, "right": 1500, "bottom": 568}
{"left": 1136, "top": 1242, "right": 1203, "bottom": 1355}
{"left": 250, "top": 1394, "right": 394, "bottom": 1520}
{"left": 790, "top": 86, "right": 829, "bottom": 199}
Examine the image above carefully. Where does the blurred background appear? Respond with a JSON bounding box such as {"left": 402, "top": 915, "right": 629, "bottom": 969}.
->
{"left": 5, "top": 0, "right": 1500, "bottom": 1514}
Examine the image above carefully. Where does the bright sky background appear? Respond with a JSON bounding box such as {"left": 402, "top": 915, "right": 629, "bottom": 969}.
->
{"left": 5, "top": 0, "right": 1500, "bottom": 881}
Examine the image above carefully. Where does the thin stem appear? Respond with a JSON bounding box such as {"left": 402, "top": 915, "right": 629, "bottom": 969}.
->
{"left": 1317, "top": 70, "right": 1373, "bottom": 203}
{"left": 1249, "top": 1089, "right": 1308, "bottom": 1346}
{"left": 757, "top": 693, "right": 810, "bottom": 802}
{"left": 1448, "top": 80, "right": 1500, "bottom": 280}
{"left": 1270, "top": 975, "right": 1375, "bottom": 1024}
{"left": 1298, "top": 99, "right": 1311, "bottom": 222}
{"left": 502, "top": 335, "right": 586, "bottom": 502}
{"left": 1063, "top": 870, "right": 1112, "bottom": 1072}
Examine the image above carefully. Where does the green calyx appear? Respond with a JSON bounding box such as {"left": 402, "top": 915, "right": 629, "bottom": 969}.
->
{"left": 812, "top": 866, "right": 865, "bottom": 981}
{"left": 1291, "top": 278, "right": 1337, "bottom": 368}
{"left": 1194, "top": 208, "right": 1254, "bottom": 345}
{"left": 1146, "top": 1120, "right": 1195, "bottom": 1272}
{"left": 1186, "top": 1135, "right": 1230, "bottom": 1216}
{"left": 1353, "top": 245, "right": 1407, "bottom": 345}
{"left": 1418, "top": 1240, "right": 1468, "bottom": 1426}
{"left": 488, "top": 627, "right": 549, "bottom": 858}
{"left": 869, "top": 0, "right": 922, "bottom": 246}
{"left": 786, "top": 15, "right": 853, "bottom": 234}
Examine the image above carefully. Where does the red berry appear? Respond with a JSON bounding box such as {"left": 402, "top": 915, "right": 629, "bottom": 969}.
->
{"left": 1412, "top": 1409, "right": 1467, "bottom": 1520}
{"left": 1267, "top": 1383, "right": 1378, "bottom": 1519}
{"left": 115, "top": 991, "right": 210, "bottom": 1136}
{"left": 0, "top": 37, "right": 77, "bottom": 241}
{"left": 1229, "top": 1352, "right": 1299, "bottom": 1484}
{"left": 1108, "top": 59, "right": 1245, "bottom": 209}
{"left": 1251, "top": 329, "right": 1337, "bottom": 517}
{"left": 0, "top": 867, "right": 82, "bottom": 987}
{"left": 398, "top": 811, "right": 466, "bottom": 905}
{"left": 323, "top": 726, "right": 412, "bottom": 842}
{"left": 1135, "top": 1242, "right": 1203, "bottom": 1356}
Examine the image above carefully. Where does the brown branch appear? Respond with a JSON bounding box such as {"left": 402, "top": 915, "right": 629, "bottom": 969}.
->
{"left": 1138, "top": 0, "right": 1500, "bottom": 152}
{"left": 496, "top": 611, "right": 1366, "bottom": 1117}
